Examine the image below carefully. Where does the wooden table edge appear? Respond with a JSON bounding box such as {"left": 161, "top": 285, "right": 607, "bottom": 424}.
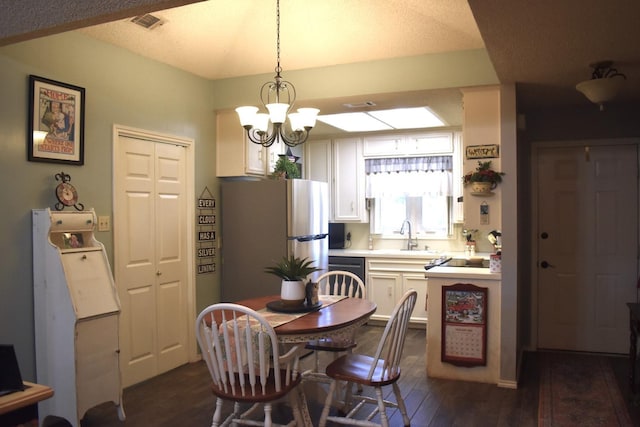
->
{"left": 0, "top": 381, "right": 54, "bottom": 415}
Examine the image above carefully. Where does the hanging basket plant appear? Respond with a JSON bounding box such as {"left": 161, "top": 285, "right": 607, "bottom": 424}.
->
{"left": 463, "top": 161, "right": 505, "bottom": 193}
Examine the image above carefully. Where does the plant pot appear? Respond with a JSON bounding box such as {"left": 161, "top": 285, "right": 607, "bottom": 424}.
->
{"left": 280, "top": 280, "right": 305, "bottom": 306}
{"left": 469, "top": 181, "right": 495, "bottom": 194}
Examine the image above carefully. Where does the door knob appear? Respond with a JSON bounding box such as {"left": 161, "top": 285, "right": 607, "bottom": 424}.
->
{"left": 540, "top": 261, "right": 555, "bottom": 269}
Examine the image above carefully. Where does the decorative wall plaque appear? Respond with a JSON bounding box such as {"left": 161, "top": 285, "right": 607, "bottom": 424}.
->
{"left": 466, "top": 144, "right": 499, "bottom": 159}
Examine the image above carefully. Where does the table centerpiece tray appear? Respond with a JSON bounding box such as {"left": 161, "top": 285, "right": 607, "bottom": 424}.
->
{"left": 266, "top": 300, "right": 322, "bottom": 313}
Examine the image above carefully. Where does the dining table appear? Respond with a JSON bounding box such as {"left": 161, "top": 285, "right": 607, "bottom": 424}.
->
{"left": 234, "top": 294, "right": 377, "bottom": 343}
{"left": 227, "top": 294, "right": 377, "bottom": 426}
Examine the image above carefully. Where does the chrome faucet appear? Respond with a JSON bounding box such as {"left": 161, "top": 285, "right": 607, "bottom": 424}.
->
{"left": 400, "top": 219, "right": 418, "bottom": 250}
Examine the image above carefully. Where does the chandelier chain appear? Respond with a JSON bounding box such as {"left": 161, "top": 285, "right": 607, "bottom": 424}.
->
{"left": 235, "top": 0, "right": 318, "bottom": 148}
{"left": 275, "top": 0, "right": 281, "bottom": 75}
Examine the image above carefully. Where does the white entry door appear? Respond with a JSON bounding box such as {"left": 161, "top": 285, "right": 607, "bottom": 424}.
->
{"left": 114, "top": 127, "right": 194, "bottom": 387}
{"left": 536, "top": 143, "right": 638, "bottom": 353}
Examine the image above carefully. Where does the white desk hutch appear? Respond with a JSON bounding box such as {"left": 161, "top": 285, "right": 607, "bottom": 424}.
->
{"left": 32, "top": 208, "right": 124, "bottom": 426}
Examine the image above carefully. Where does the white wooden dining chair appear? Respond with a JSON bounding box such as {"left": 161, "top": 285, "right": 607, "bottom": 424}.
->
{"left": 195, "top": 303, "right": 307, "bottom": 427}
{"left": 304, "top": 270, "right": 367, "bottom": 377}
{"left": 318, "top": 289, "right": 417, "bottom": 427}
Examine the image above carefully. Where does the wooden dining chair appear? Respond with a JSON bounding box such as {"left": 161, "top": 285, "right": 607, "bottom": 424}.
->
{"left": 304, "top": 270, "right": 367, "bottom": 377}
{"left": 195, "top": 303, "right": 307, "bottom": 427}
{"left": 318, "top": 289, "right": 417, "bottom": 427}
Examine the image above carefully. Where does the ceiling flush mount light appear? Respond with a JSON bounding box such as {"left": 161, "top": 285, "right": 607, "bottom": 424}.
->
{"left": 576, "top": 61, "right": 626, "bottom": 111}
{"left": 235, "top": 0, "right": 319, "bottom": 147}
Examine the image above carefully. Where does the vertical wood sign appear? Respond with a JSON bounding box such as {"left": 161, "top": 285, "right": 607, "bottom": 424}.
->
{"left": 196, "top": 187, "right": 216, "bottom": 274}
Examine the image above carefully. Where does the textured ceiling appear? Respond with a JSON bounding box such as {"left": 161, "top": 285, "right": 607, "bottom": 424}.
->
{"left": 467, "top": 0, "right": 640, "bottom": 111}
{"left": 6, "top": 0, "right": 639, "bottom": 122}
{"left": 77, "top": 0, "right": 484, "bottom": 80}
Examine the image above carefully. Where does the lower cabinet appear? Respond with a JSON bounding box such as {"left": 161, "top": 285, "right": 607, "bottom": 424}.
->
{"left": 366, "top": 258, "right": 428, "bottom": 324}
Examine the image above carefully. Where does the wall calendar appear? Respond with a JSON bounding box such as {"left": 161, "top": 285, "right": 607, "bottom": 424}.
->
{"left": 441, "top": 283, "right": 488, "bottom": 367}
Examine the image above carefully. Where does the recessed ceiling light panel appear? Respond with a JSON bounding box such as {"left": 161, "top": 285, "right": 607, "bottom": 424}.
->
{"left": 317, "top": 112, "right": 392, "bottom": 132}
{"left": 369, "top": 107, "right": 445, "bottom": 129}
{"left": 317, "top": 107, "right": 445, "bottom": 132}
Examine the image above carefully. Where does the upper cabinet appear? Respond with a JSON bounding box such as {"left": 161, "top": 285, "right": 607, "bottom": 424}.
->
{"left": 333, "top": 138, "right": 367, "bottom": 222}
{"left": 216, "top": 110, "right": 285, "bottom": 177}
{"left": 363, "top": 132, "right": 453, "bottom": 157}
{"left": 305, "top": 137, "right": 367, "bottom": 223}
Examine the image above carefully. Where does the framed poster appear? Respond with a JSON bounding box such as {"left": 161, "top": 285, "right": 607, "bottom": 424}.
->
{"left": 28, "top": 75, "right": 85, "bottom": 165}
{"left": 441, "top": 283, "right": 487, "bottom": 366}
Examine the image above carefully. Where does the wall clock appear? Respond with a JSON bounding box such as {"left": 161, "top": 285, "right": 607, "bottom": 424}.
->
{"left": 54, "top": 171, "right": 84, "bottom": 211}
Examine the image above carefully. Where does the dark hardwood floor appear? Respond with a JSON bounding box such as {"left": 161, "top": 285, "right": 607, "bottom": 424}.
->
{"left": 72, "top": 325, "right": 640, "bottom": 427}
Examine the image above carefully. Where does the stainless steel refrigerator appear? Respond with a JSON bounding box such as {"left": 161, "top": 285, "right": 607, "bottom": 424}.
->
{"left": 220, "top": 179, "right": 329, "bottom": 302}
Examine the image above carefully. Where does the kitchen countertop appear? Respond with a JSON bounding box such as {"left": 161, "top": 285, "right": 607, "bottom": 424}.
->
{"left": 424, "top": 265, "right": 501, "bottom": 280}
{"left": 329, "top": 248, "right": 493, "bottom": 260}
{"left": 329, "top": 249, "right": 440, "bottom": 258}
{"left": 329, "top": 249, "right": 501, "bottom": 278}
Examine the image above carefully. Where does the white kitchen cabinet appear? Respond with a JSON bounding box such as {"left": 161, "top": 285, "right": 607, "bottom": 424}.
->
{"left": 403, "top": 273, "right": 428, "bottom": 323}
{"left": 333, "top": 137, "right": 367, "bottom": 222}
{"left": 305, "top": 137, "right": 367, "bottom": 223}
{"left": 366, "top": 257, "right": 430, "bottom": 324}
{"left": 452, "top": 131, "right": 464, "bottom": 223}
{"left": 267, "top": 142, "right": 286, "bottom": 175}
{"left": 363, "top": 131, "right": 454, "bottom": 158}
{"left": 406, "top": 132, "right": 454, "bottom": 155}
{"left": 305, "top": 139, "right": 332, "bottom": 207}
{"left": 367, "top": 271, "right": 400, "bottom": 320}
{"left": 216, "top": 109, "right": 267, "bottom": 177}
{"left": 362, "top": 134, "right": 404, "bottom": 157}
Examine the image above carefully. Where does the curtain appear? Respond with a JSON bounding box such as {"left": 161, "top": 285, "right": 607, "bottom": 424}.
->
{"left": 365, "top": 156, "right": 453, "bottom": 198}
{"left": 365, "top": 155, "right": 452, "bottom": 174}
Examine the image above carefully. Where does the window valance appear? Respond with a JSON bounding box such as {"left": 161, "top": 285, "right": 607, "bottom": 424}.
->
{"left": 365, "top": 155, "right": 452, "bottom": 174}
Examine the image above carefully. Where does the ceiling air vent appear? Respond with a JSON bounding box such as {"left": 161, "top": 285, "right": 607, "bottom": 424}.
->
{"left": 131, "top": 14, "right": 164, "bottom": 30}
{"left": 343, "top": 101, "right": 377, "bottom": 108}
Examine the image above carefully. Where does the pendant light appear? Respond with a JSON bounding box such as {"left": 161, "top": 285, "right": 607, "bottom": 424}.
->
{"left": 576, "top": 61, "right": 626, "bottom": 111}
{"left": 235, "top": 0, "right": 319, "bottom": 147}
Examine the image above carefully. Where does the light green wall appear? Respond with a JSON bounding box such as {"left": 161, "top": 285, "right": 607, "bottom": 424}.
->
{"left": 0, "top": 32, "right": 219, "bottom": 380}
{"left": 212, "top": 49, "right": 498, "bottom": 109}
{"left": 0, "top": 30, "right": 500, "bottom": 381}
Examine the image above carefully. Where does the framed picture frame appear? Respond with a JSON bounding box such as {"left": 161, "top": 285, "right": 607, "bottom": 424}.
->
{"left": 441, "top": 283, "right": 488, "bottom": 367}
{"left": 28, "top": 75, "right": 85, "bottom": 165}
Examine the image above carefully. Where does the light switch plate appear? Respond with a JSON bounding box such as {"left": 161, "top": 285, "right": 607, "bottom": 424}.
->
{"left": 98, "top": 215, "right": 110, "bottom": 231}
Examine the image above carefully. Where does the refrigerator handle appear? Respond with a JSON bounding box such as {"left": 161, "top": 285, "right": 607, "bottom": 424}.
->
{"left": 292, "top": 234, "right": 328, "bottom": 242}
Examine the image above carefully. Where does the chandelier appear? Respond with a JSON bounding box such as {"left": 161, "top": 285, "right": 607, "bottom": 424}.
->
{"left": 235, "top": 0, "right": 319, "bottom": 148}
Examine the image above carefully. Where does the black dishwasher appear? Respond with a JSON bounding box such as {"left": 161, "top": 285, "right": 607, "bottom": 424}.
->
{"left": 328, "top": 256, "right": 366, "bottom": 286}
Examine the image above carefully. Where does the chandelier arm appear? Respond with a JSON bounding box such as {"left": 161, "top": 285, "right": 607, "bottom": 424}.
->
{"left": 278, "top": 126, "right": 309, "bottom": 148}
{"left": 245, "top": 128, "right": 278, "bottom": 148}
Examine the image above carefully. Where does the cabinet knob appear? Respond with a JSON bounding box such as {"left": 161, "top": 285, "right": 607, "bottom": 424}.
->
{"left": 156, "top": 271, "right": 162, "bottom": 276}
{"left": 81, "top": 254, "right": 87, "bottom": 260}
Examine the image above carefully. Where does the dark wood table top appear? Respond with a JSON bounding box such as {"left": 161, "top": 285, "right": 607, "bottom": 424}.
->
{"left": 234, "top": 295, "right": 377, "bottom": 337}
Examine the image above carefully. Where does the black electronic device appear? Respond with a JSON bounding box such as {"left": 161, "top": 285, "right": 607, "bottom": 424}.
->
{"left": 0, "top": 344, "right": 25, "bottom": 396}
{"left": 328, "top": 223, "right": 345, "bottom": 249}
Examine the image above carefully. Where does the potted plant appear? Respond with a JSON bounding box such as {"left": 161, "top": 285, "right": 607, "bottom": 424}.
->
{"left": 271, "top": 157, "right": 301, "bottom": 179}
{"left": 463, "top": 160, "right": 505, "bottom": 194}
{"left": 265, "top": 255, "right": 320, "bottom": 306}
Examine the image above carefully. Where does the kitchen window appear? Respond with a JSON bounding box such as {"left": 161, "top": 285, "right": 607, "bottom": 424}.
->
{"left": 366, "top": 156, "right": 453, "bottom": 238}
